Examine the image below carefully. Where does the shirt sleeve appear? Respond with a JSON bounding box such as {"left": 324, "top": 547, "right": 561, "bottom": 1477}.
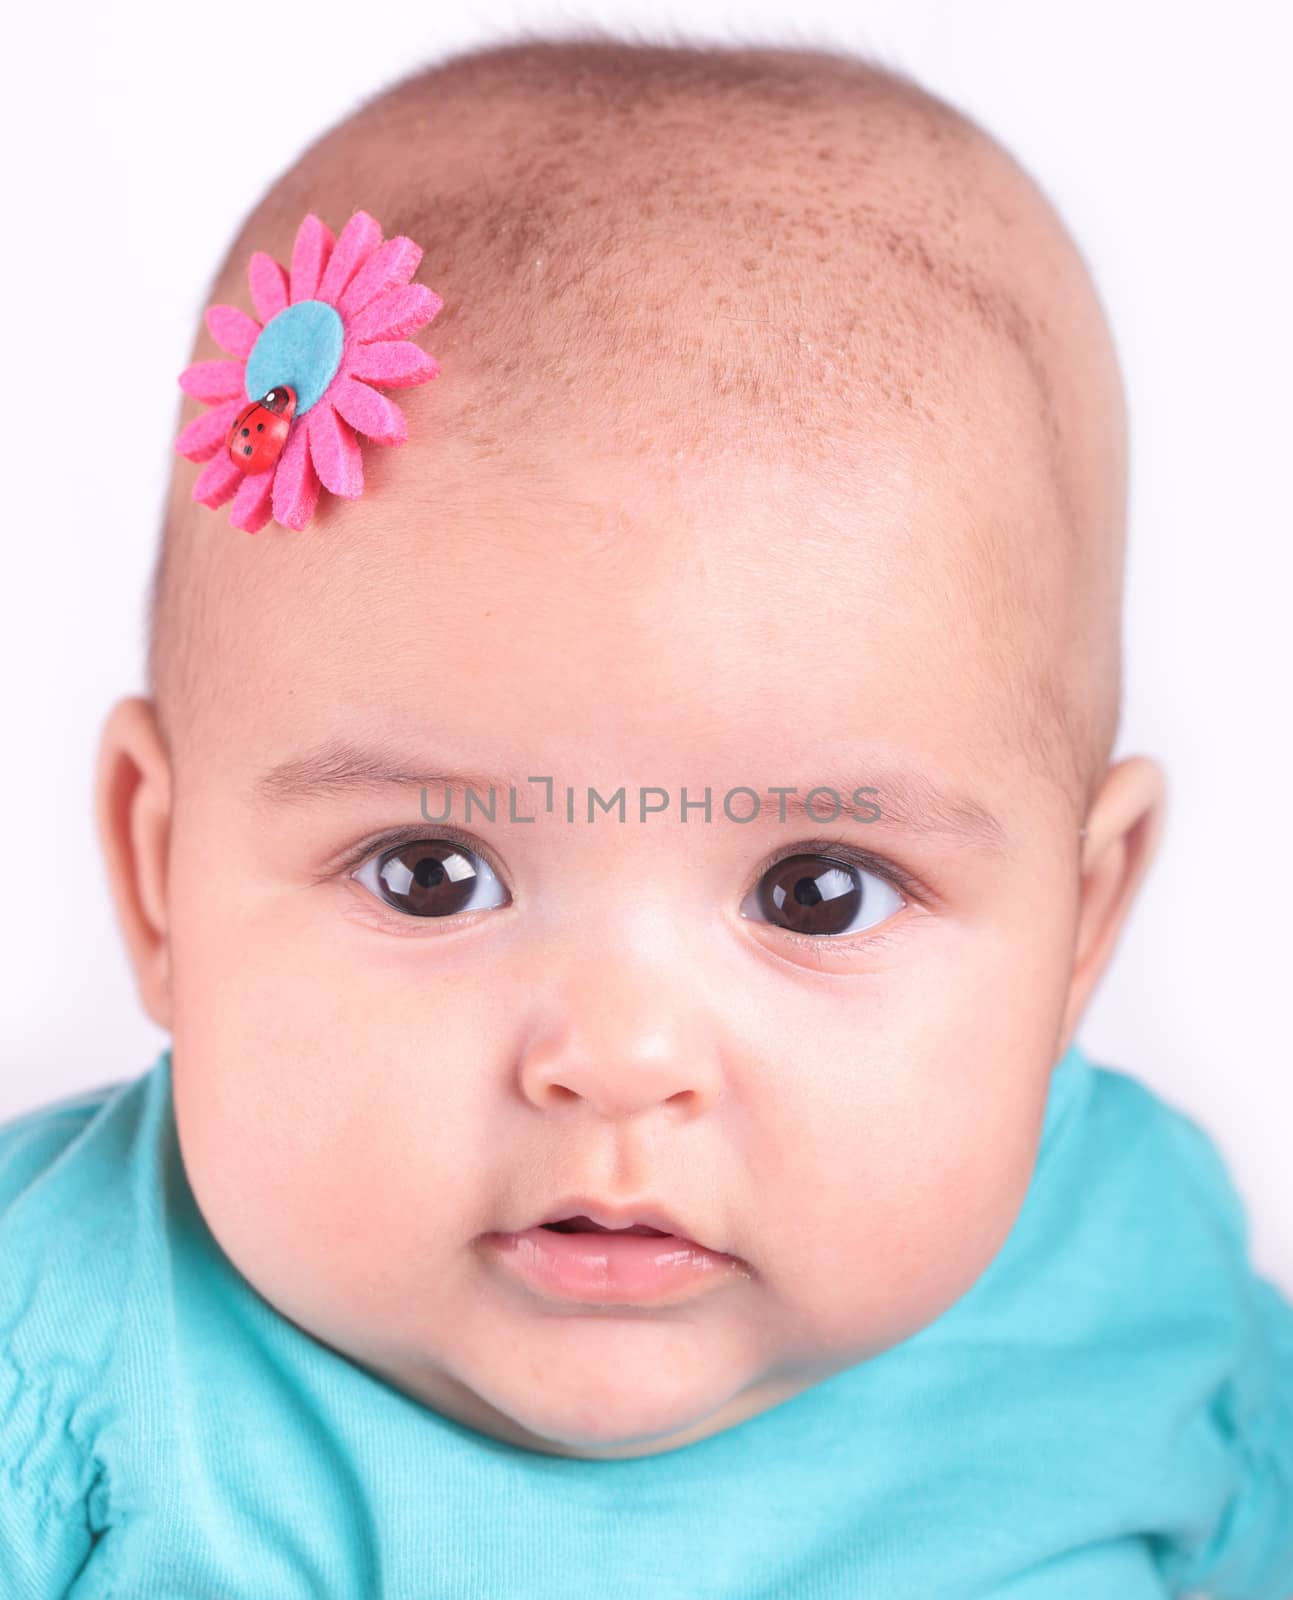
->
{"left": 1158, "top": 1108, "right": 1293, "bottom": 1600}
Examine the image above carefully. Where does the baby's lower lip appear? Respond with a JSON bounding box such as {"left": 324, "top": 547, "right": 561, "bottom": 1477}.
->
{"left": 479, "top": 1226, "right": 744, "bottom": 1305}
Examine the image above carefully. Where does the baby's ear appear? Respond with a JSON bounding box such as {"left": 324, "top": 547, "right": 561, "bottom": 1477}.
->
{"left": 95, "top": 697, "right": 173, "bottom": 1031}
{"left": 1058, "top": 754, "right": 1167, "bottom": 1052}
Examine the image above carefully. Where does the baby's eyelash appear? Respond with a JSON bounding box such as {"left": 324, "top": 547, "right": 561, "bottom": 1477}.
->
{"left": 771, "top": 921, "right": 912, "bottom": 962}
{"left": 316, "top": 821, "right": 494, "bottom": 883}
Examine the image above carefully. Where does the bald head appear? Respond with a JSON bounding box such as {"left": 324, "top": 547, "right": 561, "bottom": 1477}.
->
{"left": 153, "top": 36, "right": 1126, "bottom": 818}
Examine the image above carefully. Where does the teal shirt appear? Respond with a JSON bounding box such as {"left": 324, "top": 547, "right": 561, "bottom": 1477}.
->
{"left": 1, "top": 1042, "right": 1290, "bottom": 1599}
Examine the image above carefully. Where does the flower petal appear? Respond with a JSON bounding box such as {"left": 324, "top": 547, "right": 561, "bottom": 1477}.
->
{"left": 308, "top": 403, "right": 364, "bottom": 498}
{"left": 178, "top": 359, "right": 245, "bottom": 403}
{"left": 337, "top": 236, "right": 422, "bottom": 319}
{"left": 345, "top": 340, "right": 440, "bottom": 389}
{"left": 192, "top": 452, "right": 243, "bottom": 509}
{"left": 271, "top": 422, "right": 320, "bottom": 530}
{"left": 329, "top": 377, "right": 408, "bottom": 446}
{"left": 290, "top": 213, "right": 335, "bottom": 305}
{"left": 348, "top": 284, "right": 443, "bottom": 344}
{"left": 205, "top": 305, "right": 261, "bottom": 360}
{"left": 175, "top": 399, "right": 243, "bottom": 461}
{"left": 249, "top": 252, "right": 289, "bottom": 322}
{"left": 229, "top": 468, "right": 275, "bottom": 534}
{"left": 317, "top": 210, "right": 383, "bottom": 306}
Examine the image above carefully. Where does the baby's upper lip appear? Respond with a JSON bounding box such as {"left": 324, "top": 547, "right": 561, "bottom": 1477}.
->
{"left": 526, "top": 1195, "right": 712, "bottom": 1249}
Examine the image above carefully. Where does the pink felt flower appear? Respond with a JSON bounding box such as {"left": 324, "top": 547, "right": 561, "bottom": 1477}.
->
{"left": 175, "top": 210, "right": 443, "bottom": 532}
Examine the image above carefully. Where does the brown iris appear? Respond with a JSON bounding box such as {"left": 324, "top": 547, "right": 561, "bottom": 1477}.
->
{"left": 373, "top": 841, "right": 483, "bottom": 918}
{"left": 755, "top": 854, "right": 865, "bottom": 937}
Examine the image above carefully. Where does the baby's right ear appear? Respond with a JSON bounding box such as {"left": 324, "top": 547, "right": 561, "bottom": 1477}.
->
{"left": 95, "top": 697, "right": 172, "bottom": 1031}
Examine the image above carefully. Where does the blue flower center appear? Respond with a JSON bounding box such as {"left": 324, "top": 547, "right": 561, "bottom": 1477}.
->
{"left": 244, "top": 300, "right": 345, "bottom": 416}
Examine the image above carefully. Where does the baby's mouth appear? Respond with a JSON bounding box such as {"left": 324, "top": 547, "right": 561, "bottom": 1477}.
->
{"left": 517, "top": 1196, "right": 716, "bottom": 1250}
{"left": 481, "top": 1213, "right": 748, "bottom": 1306}
{"left": 541, "top": 1216, "right": 671, "bottom": 1237}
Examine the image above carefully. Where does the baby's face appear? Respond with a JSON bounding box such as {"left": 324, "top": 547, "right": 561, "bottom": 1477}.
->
{"left": 155, "top": 325, "right": 1094, "bottom": 1459}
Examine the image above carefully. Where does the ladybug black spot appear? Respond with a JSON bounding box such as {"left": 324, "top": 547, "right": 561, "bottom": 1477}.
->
{"left": 257, "top": 422, "right": 264, "bottom": 431}
{"left": 241, "top": 427, "right": 250, "bottom": 437}
{"left": 243, "top": 445, "right": 253, "bottom": 456}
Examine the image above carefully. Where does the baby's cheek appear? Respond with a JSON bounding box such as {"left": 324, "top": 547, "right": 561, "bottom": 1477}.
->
{"left": 167, "top": 894, "right": 496, "bottom": 1351}
{"left": 807, "top": 1153, "right": 1035, "bottom": 1360}
{"left": 830, "top": 913, "right": 1071, "bottom": 1341}
{"left": 165, "top": 891, "right": 394, "bottom": 1307}
{"left": 769, "top": 1047, "right": 1050, "bottom": 1359}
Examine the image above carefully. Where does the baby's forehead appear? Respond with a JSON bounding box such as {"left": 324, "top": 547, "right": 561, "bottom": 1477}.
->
{"left": 173, "top": 393, "right": 1068, "bottom": 847}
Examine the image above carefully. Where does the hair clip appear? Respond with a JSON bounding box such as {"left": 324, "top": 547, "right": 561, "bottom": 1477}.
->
{"left": 175, "top": 209, "right": 443, "bottom": 533}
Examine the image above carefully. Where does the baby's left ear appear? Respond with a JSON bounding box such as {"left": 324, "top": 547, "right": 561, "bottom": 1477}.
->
{"left": 1058, "top": 754, "right": 1167, "bottom": 1051}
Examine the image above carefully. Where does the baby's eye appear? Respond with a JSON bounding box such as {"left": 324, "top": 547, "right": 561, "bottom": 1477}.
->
{"left": 741, "top": 852, "right": 905, "bottom": 939}
{"left": 352, "top": 839, "right": 510, "bottom": 919}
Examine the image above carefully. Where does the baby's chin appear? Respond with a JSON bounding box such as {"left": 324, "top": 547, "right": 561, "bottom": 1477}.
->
{"left": 343, "top": 1319, "right": 812, "bottom": 1460}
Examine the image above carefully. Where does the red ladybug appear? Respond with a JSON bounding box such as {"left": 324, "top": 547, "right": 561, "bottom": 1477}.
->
{"left": 227, "top": 385, "right": 297, "bottom": 474}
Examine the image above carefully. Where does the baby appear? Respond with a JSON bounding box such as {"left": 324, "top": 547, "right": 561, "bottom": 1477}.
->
{"left": 2, "top": 33, "right": 1290, "bottom": 1600}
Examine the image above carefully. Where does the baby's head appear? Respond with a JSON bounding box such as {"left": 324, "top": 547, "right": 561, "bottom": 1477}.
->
{"left": 98, "top": 37, "right": 1164, "bottom": 1459}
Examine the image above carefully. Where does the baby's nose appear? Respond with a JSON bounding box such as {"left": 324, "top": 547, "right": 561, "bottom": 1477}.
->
{"left": 514, "top": 955, "right": 724, "bottom": 1121}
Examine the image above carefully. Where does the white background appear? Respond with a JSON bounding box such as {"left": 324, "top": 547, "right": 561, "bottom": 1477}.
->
{"left": 1, "top": 1, "right": 1289, "bottom": 1293}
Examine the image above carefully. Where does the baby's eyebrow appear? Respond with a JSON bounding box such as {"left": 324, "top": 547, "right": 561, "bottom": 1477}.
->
{"left": 251, "top": 737, "right": 1010, "bottom": 855}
